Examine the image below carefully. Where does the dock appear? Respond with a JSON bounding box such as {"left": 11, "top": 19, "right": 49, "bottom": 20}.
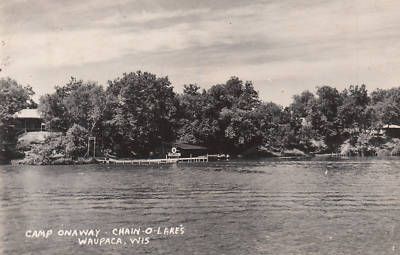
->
{"left": 97, "top": 155, "right": 208, "bottom": 165}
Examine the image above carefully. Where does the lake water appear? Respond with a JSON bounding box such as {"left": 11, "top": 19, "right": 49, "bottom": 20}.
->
{"left": 1, "top": 158, "right": 400, "bottom": 254}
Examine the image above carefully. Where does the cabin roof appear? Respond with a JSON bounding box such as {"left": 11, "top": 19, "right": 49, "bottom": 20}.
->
{"left": 174, "top": 143, "right": 207, "bottom": 150}
{"left": 14, "top": 109, "right": 41, "bottom": 119}
{"left": 383, "top": 124, "right": 400, "bottom": 129}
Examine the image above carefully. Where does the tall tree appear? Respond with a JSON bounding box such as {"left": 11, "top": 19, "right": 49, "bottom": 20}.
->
{"left": 0, "top": 77, "right": 35, "bottom": 117}
{"left": 370, "top": 87, "right": 400, "bottom": 126}
{"left": 39, "top": 77, "right": 106, "bottom": 133}
{"left": 176, "top": 84, "right": 206, "bottom": 144}
{"left": 176, "top": 77, "right": 261, "bottom": 153}
{"left": 338, "top": 84, "right": 371, "bottom": 130}
{"left": 309, "top": 86, "right": 343, "bottom": 151}
{"left": 290, "top": 90, "right": 315, "bottom": 117}
{"left": 0, "top": 77, "right": 36, "bottom": 162}
{"left": 104, "top": 71, "right": 177, "bottom": 156}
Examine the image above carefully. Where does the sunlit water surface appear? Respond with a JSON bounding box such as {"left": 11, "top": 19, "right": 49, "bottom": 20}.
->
{"left": 1, "top": 158, "right": 400, "bottom": 254}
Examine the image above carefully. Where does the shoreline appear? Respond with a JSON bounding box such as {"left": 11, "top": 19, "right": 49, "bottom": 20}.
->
{"left": 8, "top": 153, "right": 400, "bottom": 166}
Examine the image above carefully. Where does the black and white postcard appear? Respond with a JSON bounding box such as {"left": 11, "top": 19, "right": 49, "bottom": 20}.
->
{"left": 1, "top": 1, "right": 400, "bottom": 254}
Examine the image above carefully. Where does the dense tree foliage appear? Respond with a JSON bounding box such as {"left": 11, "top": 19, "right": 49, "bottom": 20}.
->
{"left": 290, "top": 90, "right": 315, "bottom": 118}
{"left": 0, "top": 78, "right": 36, "bottom": 162}
{"left": 176, "top": 77, "right": 262, "bottom": 154}
{"left": 39, "top": 77, "right": 106, "bottom": 133}
{"left": 0, "top": 78, "right": 36, "bottom": 116}
{"left": 4, "top": 72, "right": 400, "bottom": 162}
{"left": 370, "top": 87, "right": 400, "bottom": 127}
{"left": 103, "top": 71, "right": 177, "bottom": 156}
{"left": 338, "top": 84, "right": 371, "bottom": 130}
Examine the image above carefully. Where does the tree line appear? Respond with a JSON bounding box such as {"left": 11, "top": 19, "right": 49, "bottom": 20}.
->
{"left": 1, "top": 71, "right": 400, "bottom": 161}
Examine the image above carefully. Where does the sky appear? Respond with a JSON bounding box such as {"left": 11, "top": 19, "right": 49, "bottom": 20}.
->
{"left": 1, "top": 0, "right": 400, "bottom": 105}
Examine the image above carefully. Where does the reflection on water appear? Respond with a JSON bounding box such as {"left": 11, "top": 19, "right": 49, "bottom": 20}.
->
{"left": 1, "top": 158, "right": 400, "bottom": 254}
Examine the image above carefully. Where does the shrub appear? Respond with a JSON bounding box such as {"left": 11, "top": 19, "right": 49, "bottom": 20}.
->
{"left": 14, "top": 133, "right": 67, "bottom": 165}
{"left": 310, "top": 139, "right": 328, "bottom": 154}
{"left": 340, "top": 141, "right": 356, "bottom": 156}
{"left": 376, "top": 148, "right": 391, "bottom": 157}
{"left": 391, "top": 144, "right": 400, "bottom": 156}
{"left": 65, "top": 124, "right": 88, "bottom": 159}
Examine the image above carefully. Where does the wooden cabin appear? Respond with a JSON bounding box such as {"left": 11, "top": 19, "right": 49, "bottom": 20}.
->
{"left": 13, "top": 109, "right": 44, "bottom": 133}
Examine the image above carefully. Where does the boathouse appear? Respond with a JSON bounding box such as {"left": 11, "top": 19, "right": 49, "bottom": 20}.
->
{"left": 382, "top": 124, "right": 400, "bottom": 138}
{"left": 172, "top": 143, "right": 208, "bottom": 158}
{"left": 13, "top": 109, "right": 44, "bottom": 133}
